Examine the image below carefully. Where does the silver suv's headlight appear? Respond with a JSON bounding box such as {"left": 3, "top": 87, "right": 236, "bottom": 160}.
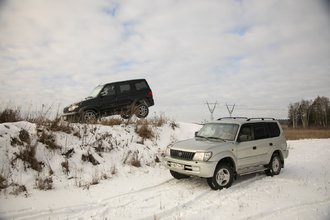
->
{"left": 68, "top": 104, "right": 79, "bottom": 112}
{"left": 165, "top": 145, "right": 172, "bottom": 156}
{"left": 193, "top": 152, "right": 212, "bottom": 162}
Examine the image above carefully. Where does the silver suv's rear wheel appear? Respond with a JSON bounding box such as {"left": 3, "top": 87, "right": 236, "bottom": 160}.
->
{"left": 207, "top": 163, "right": 234, "bottom": 190}
{"left": 265, "top": 154, "right": 282, "bottom": 176}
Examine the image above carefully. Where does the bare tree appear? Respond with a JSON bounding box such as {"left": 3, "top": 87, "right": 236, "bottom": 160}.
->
{"left": 288, "top": 102, "right": 300, "bottom": 128}
{"left": 299, "top": 99, "right": 312, "bottom": 128}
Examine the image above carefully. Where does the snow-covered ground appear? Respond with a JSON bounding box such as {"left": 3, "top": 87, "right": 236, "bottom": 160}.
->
{"left": 0, "top": 121, "right": 329, "bottom": 220}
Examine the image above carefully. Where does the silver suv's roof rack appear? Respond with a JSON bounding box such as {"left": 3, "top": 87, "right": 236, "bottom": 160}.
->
{"left": 246, "top": 118, "right": 276, "bottom": 121}
{"left": 217, "top": 117, "right": 248, "bottom": 120}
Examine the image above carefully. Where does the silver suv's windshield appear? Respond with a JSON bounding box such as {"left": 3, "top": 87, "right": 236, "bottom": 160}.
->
{"left": 87, "top": 85, "right": 104, "bottom": 99}
{"left": 197, "top": 123, "right": 239, "bottom": 141}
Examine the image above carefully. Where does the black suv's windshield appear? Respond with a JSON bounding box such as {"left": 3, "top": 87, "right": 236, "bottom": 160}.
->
{"left": 197, "top": 123, "right": 239, "bottom": 141}
{"left": 87, "top": 85, "right": 104, "bottom": 98}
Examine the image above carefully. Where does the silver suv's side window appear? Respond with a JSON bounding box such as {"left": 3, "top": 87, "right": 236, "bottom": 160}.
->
{"left": 238, "top": 122, "right": 281, "bottom": 142}
{"left": 268, "top": 122, "right": 280, "bottom": 137}
{"left": 253, "top": 123, "right": 269, "bottom": 140}
{"left": 238, "top": 124, "right": 253, "bottom": 142}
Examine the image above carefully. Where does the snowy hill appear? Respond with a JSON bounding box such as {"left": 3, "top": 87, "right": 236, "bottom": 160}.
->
{"left": 0, "top": 120, "right": 201, "bottom": 195}
{"left": 0, "top": 121, "right": 330, "bottom": 220}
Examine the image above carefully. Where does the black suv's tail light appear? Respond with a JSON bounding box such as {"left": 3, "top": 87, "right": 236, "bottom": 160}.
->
{"left": 147, "top": 91, "right": 153, "bottom": 97}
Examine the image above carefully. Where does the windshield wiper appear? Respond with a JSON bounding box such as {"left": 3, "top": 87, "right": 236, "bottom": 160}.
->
{"left": 205, "top": 136, "right": 226, "bottom": 142}
{"left": 196, "top": 135, "right": 210, "bottom": 140}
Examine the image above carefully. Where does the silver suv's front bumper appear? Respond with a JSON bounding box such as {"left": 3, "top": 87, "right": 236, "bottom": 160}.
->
{"left": 163, "top": 156, "right": 218, "bottom": 178}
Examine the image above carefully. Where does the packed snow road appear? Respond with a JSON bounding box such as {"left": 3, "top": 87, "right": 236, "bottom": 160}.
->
{"left": 1, "top": 139, "right": 330, "bottom": 220}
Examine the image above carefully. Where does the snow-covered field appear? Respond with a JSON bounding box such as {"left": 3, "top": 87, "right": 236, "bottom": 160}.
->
{"left": 0, "top": 121, "right": 329, "bottom": 220}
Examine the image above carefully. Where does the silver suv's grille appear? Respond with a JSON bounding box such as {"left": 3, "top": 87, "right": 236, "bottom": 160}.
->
{"left": 170, "top": 149, "right": 195, "bottom": 161}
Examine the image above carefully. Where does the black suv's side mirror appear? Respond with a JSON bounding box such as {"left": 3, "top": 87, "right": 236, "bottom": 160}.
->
{"left": 100, "top": 91, "right": 107, "bottom": 97}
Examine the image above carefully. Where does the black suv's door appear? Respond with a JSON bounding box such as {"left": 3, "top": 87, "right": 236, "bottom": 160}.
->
{"left": 116, "top": 82, "right": 135, "bottom": 111}
{"left": 99, "top": 84, "right": 117, "bottom": 115}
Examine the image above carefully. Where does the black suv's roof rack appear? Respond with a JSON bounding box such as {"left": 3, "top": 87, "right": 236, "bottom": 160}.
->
{"left": 217, "top": 117, "right": 248, "bottom": 120}
{"left": 246, "top": 118, "right": 276, "bottom": 121}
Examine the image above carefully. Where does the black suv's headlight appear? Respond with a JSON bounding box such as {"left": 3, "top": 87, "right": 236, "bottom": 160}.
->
{"left": 68, "top": 104, "right": 79, "bottom": 112}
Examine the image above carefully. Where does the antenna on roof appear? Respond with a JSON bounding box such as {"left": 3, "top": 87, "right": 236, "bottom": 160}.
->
{"left": 205, "top": 101, "right": 217, "bottom": 121}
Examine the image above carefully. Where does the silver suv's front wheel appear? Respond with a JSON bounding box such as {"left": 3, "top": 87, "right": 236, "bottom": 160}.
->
{"left": 207, "top": 163, "right": 234, "bottom": 190}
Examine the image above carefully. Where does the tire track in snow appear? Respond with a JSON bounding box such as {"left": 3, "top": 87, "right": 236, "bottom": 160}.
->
{"left": 142, "top": 174, "right": 267, "bottom": 220}
{"left": 0, "top": 178, "right": 174, "bottom": 220}
{"left": 1, "top": 173, "right": 268, "bottom": 220}
{"left": 244, "top": 198, "right": 330, "bottom": 220}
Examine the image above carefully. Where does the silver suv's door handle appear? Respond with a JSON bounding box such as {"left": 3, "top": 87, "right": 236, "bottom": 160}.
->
{"left": 269, "top": 143, "right": 273, "bottom": 146}
{"left": 253, "top": 146, "right": 257, "bottom": 150}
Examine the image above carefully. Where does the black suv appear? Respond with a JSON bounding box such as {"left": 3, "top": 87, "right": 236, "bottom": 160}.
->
{"left": 62, "top": 79, "right": 154, "bottom": 122}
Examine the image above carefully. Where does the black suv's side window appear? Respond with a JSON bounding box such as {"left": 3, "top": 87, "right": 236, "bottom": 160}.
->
{"left": 102, "top": 84, "right": 116, "bottom": 96}
{"left": 253, "top": 123, "right": 269, "bottom": 140}
{"left": 135, "top": 81, "right": 148, "bottom": 91}
{"left": 119, "top": 83, "right": 131, "bottom": 94}
{"left": 267, "top": 122, "right": 280, "bottom": 137}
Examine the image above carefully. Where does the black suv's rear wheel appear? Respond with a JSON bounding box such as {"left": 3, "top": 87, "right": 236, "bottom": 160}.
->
{"left": 135, "top": 103, "right": 149, "bottom": 118}
{"left": 207, "top": 163, "right": 234, "bottom": 190}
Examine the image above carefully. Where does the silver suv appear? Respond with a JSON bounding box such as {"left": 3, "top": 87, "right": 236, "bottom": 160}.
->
{"left": 164, "top": 117, "right": 289, "bottom": 190}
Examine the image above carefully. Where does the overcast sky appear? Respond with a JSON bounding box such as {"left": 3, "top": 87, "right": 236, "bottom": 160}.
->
{"left": 0, "top": 0, "right": 329, "bottom": 122}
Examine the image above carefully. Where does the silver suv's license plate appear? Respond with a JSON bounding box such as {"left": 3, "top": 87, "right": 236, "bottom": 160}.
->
{"left": 171, "top": 162, "right": 184, "bottom": 170}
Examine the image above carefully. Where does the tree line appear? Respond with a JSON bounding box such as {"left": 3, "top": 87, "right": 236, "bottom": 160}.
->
{"left": 288, "top": 96, "right": 329, "bottom": 128}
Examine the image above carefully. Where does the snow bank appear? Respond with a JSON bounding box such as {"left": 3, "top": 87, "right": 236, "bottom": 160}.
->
{"left": 0, "top": 121, "right": 201, "bottom": 195}
{"left": 0, "top": 121, "right": 329, "bottom": 220}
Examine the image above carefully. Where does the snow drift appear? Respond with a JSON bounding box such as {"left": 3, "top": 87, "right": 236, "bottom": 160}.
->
{"left": 0, "top": 121, "right": 329, "bottom": 220}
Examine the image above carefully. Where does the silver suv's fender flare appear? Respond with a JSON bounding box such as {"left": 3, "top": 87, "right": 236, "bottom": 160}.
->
{"left": 265, "top": 147, "right": 285, "bottom": 167}
{"left": 210, "top": 151, "right": 237, "bottom": 171}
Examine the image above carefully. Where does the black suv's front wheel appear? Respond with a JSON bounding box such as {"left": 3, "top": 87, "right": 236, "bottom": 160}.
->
{"left": 81, "top": 110, "right": 98, "bottom": 123}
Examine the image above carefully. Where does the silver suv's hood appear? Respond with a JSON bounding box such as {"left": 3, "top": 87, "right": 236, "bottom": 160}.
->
{"left": 172, "top": 138, "right": 231, "bottom": 152}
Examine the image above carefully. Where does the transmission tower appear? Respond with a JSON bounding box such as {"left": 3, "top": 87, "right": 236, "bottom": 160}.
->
{"left": 205, "top": 101, "right": 218, "bottom": 121}
{"left": 226, "top": 103, "right": 235, "bottom": 117}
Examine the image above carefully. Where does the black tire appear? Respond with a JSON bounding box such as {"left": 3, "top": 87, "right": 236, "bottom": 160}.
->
{"left": 170, "top": 170, "right": 190, "bottom": 179}
{"left": 207, "top": 163, "right": 234, "bottom": 190}
{"left": 265, "top": 154, "right": 281, "bottom": 176}
{"left": 135, "top": 103, "right": 149, "bottom": 118}
{"left": 81, "top": 110, "right": 97, "bottom": 123}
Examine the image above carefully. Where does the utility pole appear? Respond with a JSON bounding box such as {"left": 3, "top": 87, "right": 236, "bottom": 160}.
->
{"left": 205, "top": 101, "right": 217, "bottom": 121}
{"left": 226, "top": 103, "right": 235, "bottom": 117}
